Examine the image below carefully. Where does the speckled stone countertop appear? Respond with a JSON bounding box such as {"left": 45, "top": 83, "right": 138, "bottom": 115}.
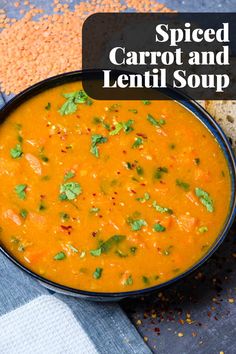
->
{"left": 1, "top": 1, "right": 236, "bottom": 353}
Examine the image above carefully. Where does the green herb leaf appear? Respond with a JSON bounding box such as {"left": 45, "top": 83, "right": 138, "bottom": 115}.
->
{"left": 38, "top": 202, "right": 46, "bottom": 211}
{"left": 176, "top": 179, "right": 190, "bottom": 191}
{"left": 59, "top": 182, "right": 82, "bottom": 201}
{"left": 128, "top": 218, "right": 147, "bottom": 231}
{"left": 45, "top": 102, "right": 51, "bottom": 110}
{"left": 142, "top": 276, "right": 150, "bottom": 284}
{"left": 136, "top": 192, "right": 150, "bottom": 203}
{"left": 90, "top": 134, "right": 108, "bottom": 158}
{"left": 152, "top": 200, "right": 173, "bottom": 214}
{"left": 162, "top": 246, "right": 173, "bottom": 256}
{"left": 198, "top": 226, "right": 208, "bottom": 233}
{"left": 130, "top": 247, "right": 137, "bottom": 255}
{"left": 147, "top": 114, "right": 166, "bottom": 127}
{"left": 60, "top": 212, "right": 70, "bottom": 221}
{"left": 154, "top": 166, "right": 168, "bottom": 179}
{"left": 142, "top": 100, "right": 151, "bottom": 105}
{"left": 15, "top": 184, "right": 27, "bottom": 200}
{"left": 10, "top": 144, "right": 23, "bottom": 159}
{"left": 59, "top": 90, "right": 92, "bottom": 116}
{"left": 136, "top": 165, "right": 144, "bottom": 176}
{"left": 153, "top": 223, "right": 166, "bottom": 232}
{"left": 93, "top": 267, "right": 103, "bottom": 279}
{"left": 132, "top": 137, "right": 143, "bottom": 149}
{"left": 110, "top": 120, "right": 134, "bottom": 136}
{"left": 195, "top": 187, "right": 214, "bottom": 212}
{"left": 20, "top": 209, "right": 28, "bottom": 219}
{"left": 128, "top": 109, "right": 138, "bottom": 114}
{"left": 54, "top": 251, "right": 66, "bottom": 260}
{"left": 64, "top": 170, "right": 75, "bottom": 181}
{"left": 108, "top": 103, "right": 120, "bottom": 112}
{"left": 90, "top": 235, "right": 126, "bottom": 256}
{"left": 124, "top": 275, "right": 133, "bottom": 285}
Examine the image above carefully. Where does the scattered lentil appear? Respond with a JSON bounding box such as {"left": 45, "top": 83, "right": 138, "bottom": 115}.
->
{"left": 0, "top": 0, "right": 173, "bottom": 95}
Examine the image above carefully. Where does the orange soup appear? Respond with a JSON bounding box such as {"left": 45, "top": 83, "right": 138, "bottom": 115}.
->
{"left": 0, "top": 81, "right": 231, "bottom": 292}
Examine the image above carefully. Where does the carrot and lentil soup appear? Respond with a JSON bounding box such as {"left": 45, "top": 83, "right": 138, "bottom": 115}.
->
{"left": 0, "top": 82, "right": 231, "bottom": 292}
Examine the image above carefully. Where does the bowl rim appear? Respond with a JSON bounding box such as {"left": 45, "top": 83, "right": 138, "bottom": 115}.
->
{"left": 0, "top": 69, "right": 235, "bottom": 299}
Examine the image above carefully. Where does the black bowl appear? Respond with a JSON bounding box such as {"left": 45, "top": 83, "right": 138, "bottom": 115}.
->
{"left": 0, "top": 70, "right": 235, "bottom": 301}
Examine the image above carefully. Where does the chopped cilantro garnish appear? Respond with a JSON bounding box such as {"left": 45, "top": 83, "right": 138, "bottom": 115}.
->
{"left": 45, "top": 102, "right": 51, "bottom": 110}
{"left": 154, "top": 166, "right": 168, "bottom": 179}
{"left": 109, "top": 120, "right": 134, "bottom": 136}
{"left": 20, "top": 209, "right": 28, "bottom": 219}
{"left": 90, "top": 235, "right": 126, "bottom": 256}
{"left": 124, "top": 275, "right": 133, "bottom": 285}
{"left": 152, "top": 200, "right": 173, "bottom": 214}
{"left": 108, "top": 103, "right": 121, "bottom": 112}
{"left": 198, "top": 226, "right": 208, "bottom": 233}
{"left": 54, "top": 252, "right": 66, "bottom": 260}
{"left": 64, "top": 170, "right": 75, "bottom": 181}
{"left": 128, "top": 109, "right": 138, "bottom": 114}
{"left": 90, "top": 134, "right": 108, "bottom": 158}
{"left": 127, "top": 218, "right": 147, "bottom": 231}
{"left": 15, "top": 184, "right": 27, "bottom": 200}
{"left": 136, "top": 192, "right": 150, "bottom": 203}
{"left": 60, "top": 212, "right": 70, "bottom": 221}
{"left": 176, "top": 179, "right": 190, "bottom": 191}
{"left": 130, "top": 247, "right": 137, "bottom": 255}
{"left": 125, "top": 162, "right": 133, "bottom": 170}
{"left": 93, "top": 267, "right": 103, "bottom": 279}
{"left": 162, "top": 246, "right": 173, "bottom": 256}
{"left": 10, "top": 144, "right": 23, "bottom": 159}
{"left": 38, "top": 202, "right": 46, "bottom": 211}
{"left": 136, "top": 166, "right": 144, "bottom": 176}
{"left": 153, "top": 223, "right": 166, "bottom": 232}
{"left": 147, "top": 114, "right": 166, "bottom": 127}
{"left": 59, "top": 182, "right": 82, "bottom": 201}
{"left": 142, "top": 276, "right": 150, "bottom": 285}
{"left": 142, "top": 100, "right": 151, "bottom": 105}
{"left": 132, "top": 137, "right": 143, "bottom": 149}
{"left": 17, "top": 135, "right": 23, "bottom": 143}
{"left": 195, "top": 187, "right": 214, "bottom": 212}
{"left": 59, "top": 90, "right": 92, "bottom": 116}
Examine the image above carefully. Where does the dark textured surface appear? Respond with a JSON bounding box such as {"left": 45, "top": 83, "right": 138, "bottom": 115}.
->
{"left": 1, "top": 1, "right": 236, "bottom": 353}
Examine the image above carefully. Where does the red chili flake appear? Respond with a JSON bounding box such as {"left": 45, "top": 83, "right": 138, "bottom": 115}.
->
{"left": 57, "top": 131, "right": 61, "bottom": 134}
{"left": 122, "top": 150, "right": 127, "bottom": 154}
{"left": 61, "top": 225, "right": 72, "bottom": 231}
{"left": 99, "top": 215, "right": 103, "bottom": 218}
{"left": 117, "top": 171, "right": 121, "bottom": 175}
{"left": 92, "top": 231, "right": 97, "bottom": 237}
{"left": 140, "top": 183, "right": 146, "bottom": 187}
{"left": 92, "top": 193, "right": 96, "bottom": 197}
{"left": 137, "top": 133, "right": 147, "bottom": 139}
{"left": 40, "top": 195, "right": 46, "bottom": 199}
{"left": 111, "top": 197, "right": 115, "bottom": 200}
{"left": 61, "top": 149, "right": 67, "bottom": 153}
{"left": 130, "top": 189, "right": 136, "bottom": 194}
{"left": 114, "top": 192, "right": 118, "bottom": 195}
{"left": 112, "top": 203, "right": 116, "bottom": 206}
{"left": 87, "top": 128, "right": 91, "bottom": 132}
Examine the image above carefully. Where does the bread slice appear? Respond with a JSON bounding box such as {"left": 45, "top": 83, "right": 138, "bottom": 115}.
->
{"left": 205, "top": 100, "right": 236, "bottom": 155}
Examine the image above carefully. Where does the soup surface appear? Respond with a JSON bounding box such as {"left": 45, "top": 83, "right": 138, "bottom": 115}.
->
{"left": 0, "top": 82, "right": 231, "bottom": 292}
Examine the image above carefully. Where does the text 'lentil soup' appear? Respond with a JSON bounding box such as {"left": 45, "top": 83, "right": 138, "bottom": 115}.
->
{"left": 0, "top": 81, "right": 231, "bottom": 292}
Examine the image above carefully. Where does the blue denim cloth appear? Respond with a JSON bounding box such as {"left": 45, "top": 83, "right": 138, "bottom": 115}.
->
{"left": 0, "top": 252, "right": 151, "bottom": 354}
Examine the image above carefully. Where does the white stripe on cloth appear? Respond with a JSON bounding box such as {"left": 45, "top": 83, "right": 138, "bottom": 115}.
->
{"left": 0, "top": 295, "right": 98, "bottom": 354}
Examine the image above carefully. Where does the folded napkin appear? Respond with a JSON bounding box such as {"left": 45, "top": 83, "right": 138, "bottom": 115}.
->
{"left": 0, "top": 95, "right": 151, "bottom": 354}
